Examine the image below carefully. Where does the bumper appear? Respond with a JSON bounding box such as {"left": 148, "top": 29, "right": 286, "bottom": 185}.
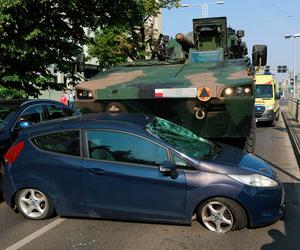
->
{"left": 238, "top": 183, "right": 285, "bottom": 227}
{"left": 255, "top": 109, "right": 275, "bottom": 122}
{"left": 1, "top": 164, "right": 17, "bottom": 208}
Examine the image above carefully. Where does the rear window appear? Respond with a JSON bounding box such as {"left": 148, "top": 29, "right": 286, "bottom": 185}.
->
{"left": 32, "top": 130, "right": 80, "bottom": 156}
{"left": 0, "top": 105, "right": 19, "bottom": 129}
{"left": 46, "top": 104, "right": 74, "bottom": 120}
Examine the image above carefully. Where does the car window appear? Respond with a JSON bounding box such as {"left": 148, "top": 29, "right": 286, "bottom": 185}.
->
{"left": 32, "top": 130, "right": 80, "bottom": 156}
{"left": 255, "top": 84, "right": 273, "bottom": 98}
{"left": 17, "top": 104, "right": 45, "bottom": 127}
{"left": 87, "top": 130, "right": 168, "bottom": 166}
{"left": 171, "top": 152, "right": 196, "bottom": 170}
{"left": 0, "top": 105, "right": 19, "bottom": 129}
{"left": 46, "top": 104, "right": 74, "bottom": 120}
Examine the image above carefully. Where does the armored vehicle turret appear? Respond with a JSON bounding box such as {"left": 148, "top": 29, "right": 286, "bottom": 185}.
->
{"left": 75, "top": 17, "right": 267, "bottom": 152}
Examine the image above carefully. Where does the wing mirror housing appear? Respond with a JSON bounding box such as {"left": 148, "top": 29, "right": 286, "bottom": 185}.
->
{"left": 15, "top": 121, "right": 34, "bottom": 131}
{"left": 159, "top": 161, "right": 178, "bottom": 179}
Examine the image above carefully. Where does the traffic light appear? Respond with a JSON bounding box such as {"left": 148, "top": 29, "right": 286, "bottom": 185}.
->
{"left": 277, "top": 65, "right": 288, "bottom": 73}
{"left": 290, "top": 78, "right": 294, "bottom": 85}
{"left": 76, "top": 54, "right": 85, "bottom": 73}
{"left": 264, "top": 65, "right": 271, "bottom": 74}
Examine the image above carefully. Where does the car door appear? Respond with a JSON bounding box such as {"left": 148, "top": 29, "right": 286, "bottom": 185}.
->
{"left": 81, "top": 129, "right": 187, "bottom": 221}
{"left": 30, "top": 130, "right": 83, "bottom": 214}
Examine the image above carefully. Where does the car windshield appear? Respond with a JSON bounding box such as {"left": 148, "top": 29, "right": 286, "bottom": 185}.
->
{"left": 0, "top": 105, "right": 18, "bottom": 129}
{"left": 146, "top": 117, "right": 219, "bottom": 159}
{"left": 255, "top": 84, "right": 273, "bottom": 98}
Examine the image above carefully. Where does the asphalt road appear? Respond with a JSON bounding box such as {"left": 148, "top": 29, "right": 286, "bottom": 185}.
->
{"left": 0, "top": 112, "right": 300, "bottom": 250}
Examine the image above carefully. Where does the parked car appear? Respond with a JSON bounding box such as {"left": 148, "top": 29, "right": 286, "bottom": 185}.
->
{"left": 0, "top": 99, "right": 76, "bottom": 163}
{"left": 0, "top": 99, "right": 76, "bottom": 198}
{"left": 1, "top": 113, "right": 285, "bottom": 233}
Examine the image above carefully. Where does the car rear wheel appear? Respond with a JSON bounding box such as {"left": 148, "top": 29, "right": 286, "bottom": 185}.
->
{"left": 16, "top": 188, "right": 54, "bottom": 220}
{"left": 198, "top": 197, "right": 247, "bottom": 233}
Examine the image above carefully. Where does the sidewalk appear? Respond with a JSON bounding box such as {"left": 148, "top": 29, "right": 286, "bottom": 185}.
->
{"left": 281, "top": 106, "right": 300, "bottom": 168}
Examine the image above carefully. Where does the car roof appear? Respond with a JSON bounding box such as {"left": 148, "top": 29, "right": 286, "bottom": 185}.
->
{"left": 23, "top": 113, "right": 156, "bottom": 136}
{"left": 0, "top": 99, "right": 68, "bottom": 107}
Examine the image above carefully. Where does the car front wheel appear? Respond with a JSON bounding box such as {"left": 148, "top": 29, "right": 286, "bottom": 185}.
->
{"left": 16, "top": 188, "right": 54, "bottom": 220}
{"left": 198, "top": 197, "right": 247, "bottom": 233}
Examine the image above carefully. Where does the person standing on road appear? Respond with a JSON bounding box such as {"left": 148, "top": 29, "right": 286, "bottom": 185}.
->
{"left": 59, "top": 90, "right": 68, "bottom": 106}
{"left": 68, "top": 89, "right": 75, "bottom": 109}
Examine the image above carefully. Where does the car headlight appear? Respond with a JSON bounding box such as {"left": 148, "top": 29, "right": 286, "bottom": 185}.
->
{"left": 228, "top": 174, "right": 279, "bottom": 187}
{"left": 265, "top": 105, "right": 274, "bottom": 110}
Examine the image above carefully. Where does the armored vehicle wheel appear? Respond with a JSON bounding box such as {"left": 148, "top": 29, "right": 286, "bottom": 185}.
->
{"left": 252, "top": 45, "right": 267, "bottom": 66}
{"left": 106, "top": 102, "right": 127, "bottom": 113}
{"left": 244, "top": 115, "right": 256, "bottom": 153}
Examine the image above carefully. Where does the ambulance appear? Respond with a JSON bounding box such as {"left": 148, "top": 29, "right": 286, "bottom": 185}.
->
{"left": 254, "top": 74, "right": 280, "bottom": 124}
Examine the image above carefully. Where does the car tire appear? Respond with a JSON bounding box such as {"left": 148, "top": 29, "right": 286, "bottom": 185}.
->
{"left": 16, "top": 188, "right": 54, "bottom": 220}
{"left": 198, "top": 197, "right": 247, "bottom": 233}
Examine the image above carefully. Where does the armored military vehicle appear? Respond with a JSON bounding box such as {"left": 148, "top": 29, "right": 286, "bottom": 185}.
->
{"left": 75, "top": 17, "right": 267, "bottom": 152}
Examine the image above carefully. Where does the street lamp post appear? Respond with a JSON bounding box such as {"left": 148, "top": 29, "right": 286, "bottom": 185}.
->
{"left": 284, "top": 33, "right": 300, "bottom": 99}
{"left": 180, "top": 1, "right": 224, "bottom": 18}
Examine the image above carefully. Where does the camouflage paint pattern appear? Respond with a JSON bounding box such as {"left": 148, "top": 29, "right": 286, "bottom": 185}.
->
{"left": 76, "top": 17, "right": 257, "bottom": 145}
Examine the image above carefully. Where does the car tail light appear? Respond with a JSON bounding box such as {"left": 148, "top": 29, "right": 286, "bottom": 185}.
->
{"left": 4, "top": 141, "right": 25, "bottom": 165}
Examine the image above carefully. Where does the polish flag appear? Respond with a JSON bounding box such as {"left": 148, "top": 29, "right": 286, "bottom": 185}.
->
{"left": 155, "top": 89, "right": 164, "bottom": 97}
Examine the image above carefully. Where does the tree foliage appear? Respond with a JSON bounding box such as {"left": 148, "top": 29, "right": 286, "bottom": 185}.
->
{"left": 0, "top": 0, "right": 177, "bottom": 97}
{"left": 88, "top": 0, "right": 180, "bottom": 68}
{"left": 0, "top": 86, "right": 26, "bottom": 99}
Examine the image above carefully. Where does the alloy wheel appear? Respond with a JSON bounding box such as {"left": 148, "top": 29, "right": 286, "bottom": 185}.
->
{"left": 201, "top": 201, "right": 234, "bottom": 233}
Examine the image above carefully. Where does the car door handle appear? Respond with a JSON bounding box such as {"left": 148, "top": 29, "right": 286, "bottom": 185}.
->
{"left": 88, "top": 168, "right": 106, "bottom": 175}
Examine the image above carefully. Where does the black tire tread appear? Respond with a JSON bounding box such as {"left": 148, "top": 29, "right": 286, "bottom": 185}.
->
{"left": 244, "top": 115, "right": 256, "bottom": 153}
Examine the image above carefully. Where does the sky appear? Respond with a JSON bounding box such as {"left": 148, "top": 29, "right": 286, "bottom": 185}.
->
{"left": 162, "top": 0, "right": 300, "bottom": 82}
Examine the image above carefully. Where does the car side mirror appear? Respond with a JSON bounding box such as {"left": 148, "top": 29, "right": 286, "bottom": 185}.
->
{"left": 275, "top": 93, "right": 281, "bottom": 100}
{"left": 159, "top": 161, "right": 178, "bottom": 179}
{"left": 15, "top": 121, "right": 34, "bottom": 131}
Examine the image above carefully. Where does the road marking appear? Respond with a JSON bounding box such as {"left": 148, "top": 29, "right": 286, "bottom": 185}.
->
{"left": 5, "top": 218, "right": 65, "bottom": 250}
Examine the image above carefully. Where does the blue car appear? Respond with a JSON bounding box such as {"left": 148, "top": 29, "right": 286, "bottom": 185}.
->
{"left": 1, "top": 113, "right": 285, "bottom": 233}
{"left": 0, "top": 99, "right": 76, "bottom": 164}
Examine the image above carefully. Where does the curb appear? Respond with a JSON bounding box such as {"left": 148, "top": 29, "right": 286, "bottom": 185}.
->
{"left": 281, "top": 111, "right": 300, "bottom": 168}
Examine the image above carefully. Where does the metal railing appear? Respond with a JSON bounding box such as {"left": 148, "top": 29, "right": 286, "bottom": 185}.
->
{"left": 288, "top": 98, "right": 300, "bottom": 121}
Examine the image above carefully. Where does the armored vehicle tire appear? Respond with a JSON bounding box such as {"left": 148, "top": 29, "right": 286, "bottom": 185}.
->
{"left": 106, "top": 102, "right": 127, "bottom": 113}
{"left": 198, "top": 197, "right": 247, "bottom": 233}
{"left": 252, "top": 45, "right": 267, "bottom": 66}
{"left": 244, "top": 116, "right": 256, "bottom": 153}
{"left": 16, "top": 188, "right": 55, "bottom": 220}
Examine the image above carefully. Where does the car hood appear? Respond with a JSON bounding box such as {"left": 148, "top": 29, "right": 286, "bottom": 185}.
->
{"left": 201, "top": 143, "right": 276, "bottom": 178}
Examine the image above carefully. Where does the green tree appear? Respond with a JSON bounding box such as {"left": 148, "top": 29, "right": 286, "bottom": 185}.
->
{"left": 0, "top": 0, "right": 160, "bottom": 97}
{"left": 88, "top": 0, "right": 180, "bottom": 68}
{"left": 88, "top": 26, "right": 132, "bottom": 69}
{"left": 0, "top": 86, "right": 26, "bottom": 99}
